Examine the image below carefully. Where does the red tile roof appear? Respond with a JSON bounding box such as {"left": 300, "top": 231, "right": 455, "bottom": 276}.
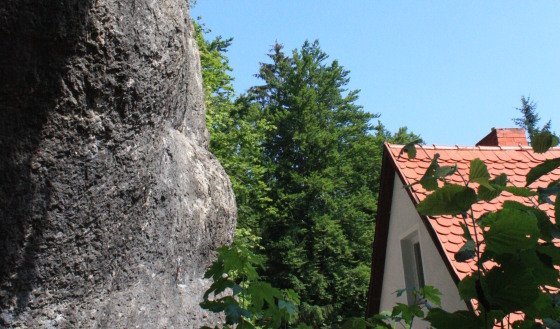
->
{"left": 386, "top": 143, "right": 560, "bottom": 280}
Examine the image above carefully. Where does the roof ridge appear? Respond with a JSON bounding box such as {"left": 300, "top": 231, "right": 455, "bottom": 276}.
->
{"left": 386, "top": 143, "right": 560, "bottom": 152}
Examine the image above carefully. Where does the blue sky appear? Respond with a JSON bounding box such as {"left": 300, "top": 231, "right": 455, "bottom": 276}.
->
{"left": 191, "top": 1, "right": 560, "bottom": 146}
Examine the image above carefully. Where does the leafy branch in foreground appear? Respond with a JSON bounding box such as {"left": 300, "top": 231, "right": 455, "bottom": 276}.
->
{"left": 385, "top": 133, "right": 560, "bottom": 328}
{"left": 200, "top": 229, "right": 309, "bottom": 329}
{"left": 343, "top": 286, "right": 442, "bottom": 329}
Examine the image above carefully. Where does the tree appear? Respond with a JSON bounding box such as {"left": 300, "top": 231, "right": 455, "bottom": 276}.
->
{"left": 513, "top": 96, "right": 552, "bottom": 138}
{"left": 195, "top": 21, "right": 273, "bottom": 233}
{"left": 249, "top": 40, "right": 419, "bottom": 327}
{"left": 197, "top": 28, "right": 421, "bottom": 326}
{"left": 512, "top": 96, "right": 558, "bottom": 153}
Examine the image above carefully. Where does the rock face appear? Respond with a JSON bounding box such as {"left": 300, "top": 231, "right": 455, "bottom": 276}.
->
{"left": 0, "top": 1, "right": 236, "bottom": 327}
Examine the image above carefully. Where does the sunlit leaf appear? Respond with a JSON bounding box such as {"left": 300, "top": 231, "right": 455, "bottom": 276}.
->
{"left": 469, "top": 158, "right": 492, "bottom": 190}
{"left": 435, "top": 165, "right": 458, "bottom": 178}
{"left": 420, "top": 285, "right": 442, "bottom": 307}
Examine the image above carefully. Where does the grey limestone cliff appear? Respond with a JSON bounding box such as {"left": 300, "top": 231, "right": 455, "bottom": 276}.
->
{"left": 0, "top": 0, "right": 236, "bottom": 327}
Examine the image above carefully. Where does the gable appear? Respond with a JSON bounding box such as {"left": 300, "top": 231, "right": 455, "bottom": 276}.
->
{"left": 367, "top": 142, "right": 560, "bottom": 317}
{"left": 377, "top": 175, "right": 467, "bottom": 318}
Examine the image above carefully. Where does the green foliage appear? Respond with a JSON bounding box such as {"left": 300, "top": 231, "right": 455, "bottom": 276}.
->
{"left": 416, "top": 184, "right": 477, "bottom": 216}
{"left": 198, "top": 19, "right": 421, "bottom": 327}
{"left": 200, "top": 229, "right": 302, "bottom": 329}
{"left": 513, "top": 96, "right": 558, "bottom": 152}
{"left": 245, "top": 40, "right": 421, "bottom": 327}
{"left": 348, "top": 286, "right": 442, "bottom": 329}
{"left": 195, "top": 19, "right": 275, "bottom": 233}
{"left": 526, "top": 158, "right": 560, "bottom": 187}
{"left": 512, "top": 96, "right": 553, "bottom": 139}
{"left": 386, "top": 132, "right": 560, "bottom": 328}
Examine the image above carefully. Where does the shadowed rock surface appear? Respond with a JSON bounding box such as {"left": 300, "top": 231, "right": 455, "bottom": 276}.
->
{"left": 0, "top": 0, "right": 236, "bottom": 327}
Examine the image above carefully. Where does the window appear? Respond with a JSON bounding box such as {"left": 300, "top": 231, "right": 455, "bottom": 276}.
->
{"left": 401, "top": 232, "right": 425, "bottom": 304}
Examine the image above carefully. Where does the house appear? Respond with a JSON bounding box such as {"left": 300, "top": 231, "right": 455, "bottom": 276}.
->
{"left": 365, "top": 128, "right": 560, "bottom": 326}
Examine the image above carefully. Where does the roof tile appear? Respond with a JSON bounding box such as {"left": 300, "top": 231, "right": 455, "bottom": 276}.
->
{"left": 385, "top": 143, "right": 560, "bottom": 283}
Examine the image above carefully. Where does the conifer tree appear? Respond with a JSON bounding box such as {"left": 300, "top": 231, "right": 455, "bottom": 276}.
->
{"left": 250, "top": 41, "right": 420, "bottom": 326}
{"left": 198, "top": 29, "right": 420, "bottom": 326}
{"left": 195, "top": 22, "right": 273, "bottom": 233}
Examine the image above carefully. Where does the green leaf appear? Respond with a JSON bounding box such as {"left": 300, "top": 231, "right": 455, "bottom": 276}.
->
{"left": 204, "top": 277, "right": 234, "bottom": 299}
{"left": 392, "top": 303, "right": 423, "bottom": 325}
{"left": 341, "top": 318, "right": 370, "bottom": 329}
{"left": 484, "top": 207, "right": 539, "bottom": 254}
{"left": 425, "top": 309, "right": 483, "bottom": 329}
{"left": 538, "top": 183, "right": 560, "bottom": 205}
{"left": 419, "top": 285, "right": 442, "bottom": 307}
{"left": 399, "top": 139, "right": 422, "bottom": 159}
{"left": 232, "top": 283, "right": 244, "bottom": 296}
{"left": 420, "top": 154, "right": 441, "bottom": 191}
{"left": 407, "top": 144, "right": 417, "bottom": 159}
{"left": 523, "top": 292, "right": 555, "bottom": 319}
{"left": 455, "top": 240, "right": 476, "bottom": 262}
{"left": 531, "top": 131, "right": 558, "bottom": 153}
{"left": 416, "top": 184, "right": 477, "bottom": 216}
{"left": 247, "top": 282, "right": 282, "bottom": 311}
{"left": 224, "top": 303, "right": 253, "bottom": 324}
{"left": 459, "top": 222, "right": 473, "bottom": 241}
{"left": 469, "top": 158, "right": 491, "bottom": 186}
{"left": 278, "top": 299, "right": 298, "bottom": 316}
{"left": 484, "top": 264, "right": 539, "bottom": 313}
{"left": 526, "top": 157, "right": 560, "bottom": 186}
{"left": 478, "top": 173, "right": 508, "bottom": 201}
{"left": 543, "top": 318, "right": 560, "bottom": 329}
{"left": 435, "top": 165, "right": 458, "bottom": 178}
{"left": 200, "top": 296, "right": 237, "bottom": 313}
{"left": 503, "top": 186, "right": 538, "bottom": 197}
{"left": 501, "top": 201, "right": 556, "bottom": 242}
{"left": 457, "top": 275, "right": 477, "bottom": 301}
{"left": 297, "top": 324, "right": 315, "bottom": 329}
{"left": 395, "top": 288, "right": 407, "bottom": 298}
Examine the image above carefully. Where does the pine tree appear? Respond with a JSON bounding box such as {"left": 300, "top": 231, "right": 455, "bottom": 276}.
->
{"left": 512, "top": 96, "right": 552, "bottom": 137}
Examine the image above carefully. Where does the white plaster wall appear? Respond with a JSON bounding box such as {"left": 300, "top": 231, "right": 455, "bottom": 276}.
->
{"left": 378, "top": 176, "right": 467, "bottom": 328}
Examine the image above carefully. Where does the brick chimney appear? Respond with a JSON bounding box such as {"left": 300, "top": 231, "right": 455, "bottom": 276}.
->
{"left": 476, "top": 128, "right": 529, "bottom": 147}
